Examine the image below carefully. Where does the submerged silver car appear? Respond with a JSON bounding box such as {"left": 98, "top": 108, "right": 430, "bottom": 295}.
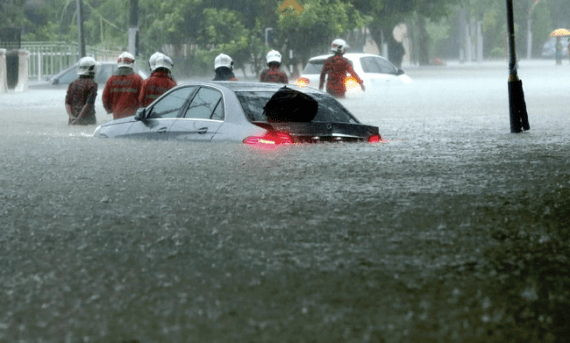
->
{"left": 93, "top": 81, "right": 382, "bottom": 146}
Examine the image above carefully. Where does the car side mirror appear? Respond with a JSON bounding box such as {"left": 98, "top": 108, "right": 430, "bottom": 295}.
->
{"left": 397, "top": 69, "right": 405, "bottom": 75}
{"left": 134, "top": 108, "right": 147, "bottom": 121}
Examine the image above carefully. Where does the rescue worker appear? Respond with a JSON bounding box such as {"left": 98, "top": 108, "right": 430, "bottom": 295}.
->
{"left": 139, "top": 53, "right": 177, "bottom": 108}
{"left": 319, "top": 39, "right": 365, "bottom": 98}
{"left": 102, "top": 52, "right": 144, "bottom": 119}
{"left": 65, "top": 56, "right": 98, "bottom": 125}
{"left": 213, "top": 53, "right": 238, "bottom": 81}
{"left": 259, "top": 50, "right": 288, "bottom": 84}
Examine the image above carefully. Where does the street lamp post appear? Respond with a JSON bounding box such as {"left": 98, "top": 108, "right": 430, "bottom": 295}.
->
{"left": 76, "top": 0, "right": 86, "bottom": 59}
{"left": 265, "top": 28, "right": 273, "bottom": 47}
{"left": 506, "top": 0, "right": 530, "bottom": 133}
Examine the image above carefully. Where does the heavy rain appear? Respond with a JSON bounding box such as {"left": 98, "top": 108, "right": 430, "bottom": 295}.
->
{"left": 2, "top": 59, "right": 569, "bottom": 342}
{"left": 2, "top": 0, "right": 570, "bottom": 342}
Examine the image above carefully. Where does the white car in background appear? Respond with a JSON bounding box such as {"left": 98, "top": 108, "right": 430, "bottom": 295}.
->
{"left": 296, "top": 53, "right": 412, "bottom": 94}
{"left": 29, "top": 61, "right": 148, "bottom": 88}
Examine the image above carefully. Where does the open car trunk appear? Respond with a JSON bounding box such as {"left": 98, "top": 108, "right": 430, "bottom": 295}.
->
{"left": 237, "top": 86, "right": 381, "bottom": 144}
{"left": 253, "top": 121, "right": 380, "bottom": 143}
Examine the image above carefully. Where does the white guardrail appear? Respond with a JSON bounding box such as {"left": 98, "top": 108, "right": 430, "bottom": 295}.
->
{"left": 22, "top": 42, "right": 122, "bottom": 81}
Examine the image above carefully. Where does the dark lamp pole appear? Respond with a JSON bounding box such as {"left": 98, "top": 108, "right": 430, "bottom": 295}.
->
{"left": 506, "top": 0, "right": 530, "bottom": 133}
{"left": 76, "top": 0, "right": 86, "bottom": 58}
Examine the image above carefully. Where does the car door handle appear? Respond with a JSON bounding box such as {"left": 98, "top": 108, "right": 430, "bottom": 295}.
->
{"left": 157, "top": 127, "right": 168, "bottom": 134}
{"left": 197, "top": 127, "right": 208, "bottom": 134}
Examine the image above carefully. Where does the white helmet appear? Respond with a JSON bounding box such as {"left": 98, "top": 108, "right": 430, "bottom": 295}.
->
{"left": 117, "top": 52, "right": 135, "bottom": 69}
{"left": 77, "top": 56, "right": 97, "bottom": 76}
{"left": 331, "top": 39, "right": 349, "bottom": 54}
{"left": 266, "top": 50, "right": 282, "bottom": 64}
{"left": 148, "top": 52, "right": 163, "bottom": 72}
{"left": 214, "top": 53, "right": 233, "bottom": 70}
{"left": 154, "top": 54, "right": 173, "bottom": 72}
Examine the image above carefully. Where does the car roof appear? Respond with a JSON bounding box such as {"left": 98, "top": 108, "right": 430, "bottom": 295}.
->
{"left": 307, "top": 53, "right": 389, "bottom": 62}
{"left": 48, "top": 60, "right": 148, "bottom": 82}
{"left": 179, "top": 81, "right": 325, "bottom": 94}
{"left": 51, "top": 61, "right": 115, "bottom": 76}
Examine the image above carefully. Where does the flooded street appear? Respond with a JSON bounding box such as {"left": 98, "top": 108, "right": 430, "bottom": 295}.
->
{"left": 1, "top": 60, "right": 569, "bottom": 342}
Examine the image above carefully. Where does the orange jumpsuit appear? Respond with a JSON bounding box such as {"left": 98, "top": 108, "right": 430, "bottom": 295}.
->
{"left": 319, "top": 54, "right": 363, "bottom": 98}
{"left": 139, "top": 70, "right": 177, "bottom": 108}
{"left": 103, "top": 68, "right": 144, "bottom": 119}
{"left": 260, "top": 66, "right": 289, "bottom": 84}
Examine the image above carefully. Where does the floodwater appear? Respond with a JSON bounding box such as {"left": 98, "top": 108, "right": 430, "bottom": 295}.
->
{"left": 1, "top": 60, "right": 569, "bottom": 342}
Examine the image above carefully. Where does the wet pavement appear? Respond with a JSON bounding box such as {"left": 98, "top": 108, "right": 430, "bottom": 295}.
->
{"left": 0, "top": 59, "right": 569, "bottom": 342}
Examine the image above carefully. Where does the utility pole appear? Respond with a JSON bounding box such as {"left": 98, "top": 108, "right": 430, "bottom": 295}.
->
{"left": 128, "top": 0, "right": 139, "bottom": 57}
{"left": 527, "top": 12, "right": 532, "bottom": 59}
{"left": 264, "top": 27, "right": 273, "bottom": 47}
{"left": 506, "top": 0, "right": 530, "bottom": 133}
{"left": 76, "top": 0, "right": 86, "bottom": 59}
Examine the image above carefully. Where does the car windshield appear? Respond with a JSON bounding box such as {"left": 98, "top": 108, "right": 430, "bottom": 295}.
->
{"left": 236, "top": 91, "right": 359, "bottom": 124}
{"left": 302, "top": 60, "right": 325, "bottom": 75}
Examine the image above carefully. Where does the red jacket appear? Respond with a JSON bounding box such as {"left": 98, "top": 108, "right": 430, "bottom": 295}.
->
{"left": 260, "top": 66, "right": 289, "bottom": 84}
{"left": 139, "top": 71, "right": 177, "bottom": 108}
{"left": 103, "top": 68, "right": 144, "bottom": 119}
{"left": 319, "top": 54, "right": 363, "bottom": 98}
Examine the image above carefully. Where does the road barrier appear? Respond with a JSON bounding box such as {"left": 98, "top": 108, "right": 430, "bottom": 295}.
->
{"left": 22, "top": 42, "right": 122, "bottom": 81}
{"left": 0, "top": 49, "right": 6, "bottom": 92}
{"left": 0, "top": 42, "right": 122, "bottom": 92}
{"left": 0, "top": 49, "right": 28, "bottom": 92}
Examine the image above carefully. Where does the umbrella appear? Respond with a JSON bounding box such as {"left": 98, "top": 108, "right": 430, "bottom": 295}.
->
{"left": 550, "top": 28, "right": 570, "bottom": 37}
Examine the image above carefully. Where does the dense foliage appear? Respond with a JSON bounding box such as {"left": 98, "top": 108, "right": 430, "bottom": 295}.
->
{"left": 2, "top": 0, "right": 569, "bottom": 75}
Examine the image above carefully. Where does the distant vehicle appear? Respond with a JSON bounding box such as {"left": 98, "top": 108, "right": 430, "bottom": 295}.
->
{"left": 93, "top": 81, "right": 382, "bottom": 146}
{"left": 541, "top": 37, "right": 569, "bottom": 58}
{"left": 295, "top": 53, "right": 412, "bottom": 93}
{"left": 32, "top": 61, "right": 148, "bottom": 87}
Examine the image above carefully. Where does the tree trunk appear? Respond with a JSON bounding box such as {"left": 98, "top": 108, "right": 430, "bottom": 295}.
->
{"left": 416, "top": 16, "right": 429, "bottom": 65}
{"left": 368, "top": 21, "right": 404, "bottom": 67}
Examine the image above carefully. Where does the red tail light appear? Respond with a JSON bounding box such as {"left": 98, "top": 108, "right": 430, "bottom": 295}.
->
{"left": 244, "top": 131, "right": 294, "bottom": 147}
{"left": 368, "top": 134, "right": 382, "bottom": 143}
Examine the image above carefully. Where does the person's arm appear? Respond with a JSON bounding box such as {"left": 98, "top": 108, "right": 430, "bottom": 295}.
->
{"left": 319, "top": 60, "right": 329, "bottom": 90}
{"left": 75, "top": 103, "right": 94, "bottom": 122}
{"left": 346, "top": 61, "right": 365, "bottom": 91}
{"left": 65, "top": 104, "right": 76, "bottom": 124}
{"left": 102, "top": 79, "right": 112, "bottom": 114}
{"left": 76, "top": 83, "right": 97, "bottom": 122}
{"left": 65, "top": 83, "right": 77, "bottom": 124}
{"left": 138, "top": 79, "right": 147, "bottom": 108}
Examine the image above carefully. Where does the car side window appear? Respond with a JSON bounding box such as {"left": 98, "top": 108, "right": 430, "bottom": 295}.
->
{"left": 302, "top": 60, "right": 325, "bottom": 74}
{"left": 375, "top": 57, "right": 399, "bottom": 74}
{"left": 360, "top": 57, "right": 382, "bottom": 73}
{"left": 184, "top": 87, "right": 223, "bottom": 120}
{"left": 211, "top": 100, "right": 225, "bottom": 120}
{"left": 148, "top": 86, "right": 195, "bottom": 119}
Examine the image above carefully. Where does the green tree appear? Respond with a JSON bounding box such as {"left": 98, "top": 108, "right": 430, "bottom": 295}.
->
{"left": 277, "top": 0, "right": 370, "bottom": 65}
{"left": 1, "top": 0, "right": 28, "bottom": 29}
{"left": 353, "top": 0, "right": 460, "bottom": 65}
{"left": 138, "top": 0, "right": 279, "bottom": 76}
